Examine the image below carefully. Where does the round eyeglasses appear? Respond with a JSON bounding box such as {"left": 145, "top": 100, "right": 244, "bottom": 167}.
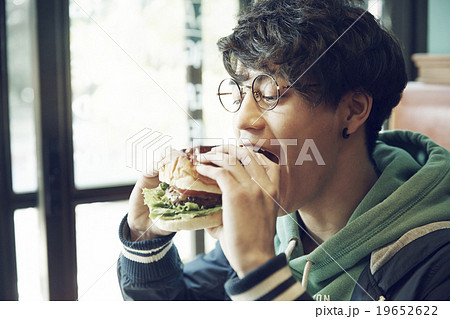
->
{"left": 217, "top": 74, "right": 290, "bottom": 113}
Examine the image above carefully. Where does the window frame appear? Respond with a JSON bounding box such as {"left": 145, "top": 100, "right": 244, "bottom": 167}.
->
{"left": 0, "top": 0, "right": 19, "bottom": 301}
{"left": 382, "top": 0, "right": 428, "bottom": 81}
{"left": 0, "top": 0, "right": 209, "bottom": 300}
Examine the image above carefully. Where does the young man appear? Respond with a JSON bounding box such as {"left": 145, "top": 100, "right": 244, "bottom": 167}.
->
{"left": 117, "top": 0, "right": 450, "bottom": 300}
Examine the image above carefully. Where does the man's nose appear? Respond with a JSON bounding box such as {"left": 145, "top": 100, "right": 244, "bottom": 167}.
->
{"left": 234, "top": 92, "right": 265, "bottom": 132}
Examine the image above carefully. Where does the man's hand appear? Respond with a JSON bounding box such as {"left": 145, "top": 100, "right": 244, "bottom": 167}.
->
{"left": 127, "top": 147, "right": 185, "bottom": 241}
{"left": 127, "top": 174, "right": 173, "bottom": 241}
{"left": 196, "top": 145, "right": 281, "bottom": 278}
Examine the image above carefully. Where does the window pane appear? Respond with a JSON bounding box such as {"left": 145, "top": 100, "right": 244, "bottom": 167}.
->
{"left": 202, "top": 0, "right": 238, "bottom": 140}
{"left": 75, "top": 201, "right": 126, "bottom": 300}
{"left": 14, "top": 208, "right": 43, "bottom": 300}
{"left": 6, "top": 0, "right": 38, "bottom": 193}
{"left": 70, "top": 0, "right": 240, "bottom": 189}
{"left": 368, "top": 0, "right": 383, "bottom": 19}
{"left": 70, "top": 0, "right": 189, "bottom": 189}
{"left": 75, "top": 200, "right": 195, "bottom": 300}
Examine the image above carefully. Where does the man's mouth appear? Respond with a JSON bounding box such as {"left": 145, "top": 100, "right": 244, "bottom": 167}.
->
{"left": 256, "top": 148, "right": 280, "bottom": 164}
{"left": 240, "top": 144, "right": 280, "bottom": 164}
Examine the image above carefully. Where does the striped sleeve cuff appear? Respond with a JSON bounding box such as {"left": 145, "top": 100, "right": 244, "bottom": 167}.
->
{"left": 118, "top": 214, "right": 181, "bottom": 282}
{"left": 224, "top": 254, "right": 312, "bottom": 301}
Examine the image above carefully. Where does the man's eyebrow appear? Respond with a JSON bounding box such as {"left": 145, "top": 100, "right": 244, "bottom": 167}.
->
{"left": 232, "top": 77, "right": 251, "bottom": 87}
{"left": 232, "top": 75, "right": 248, "bottom": 84}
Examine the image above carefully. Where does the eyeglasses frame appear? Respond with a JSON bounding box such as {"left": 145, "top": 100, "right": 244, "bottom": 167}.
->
{"left": 217, "top": 74, "right": 291, "bottom": 113}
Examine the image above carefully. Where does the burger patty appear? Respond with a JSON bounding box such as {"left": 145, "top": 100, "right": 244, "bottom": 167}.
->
{"left": 165, "top": 186, "right": 222, "bottom": 208}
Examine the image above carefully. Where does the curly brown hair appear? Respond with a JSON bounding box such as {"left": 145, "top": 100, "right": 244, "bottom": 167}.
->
{"left": 217, "top": 0, "right": 407, "bottom": 157}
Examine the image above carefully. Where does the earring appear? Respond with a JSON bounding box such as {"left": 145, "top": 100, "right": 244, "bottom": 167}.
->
{"left": 342, "top": 128, "right": 350, "bottom": 139}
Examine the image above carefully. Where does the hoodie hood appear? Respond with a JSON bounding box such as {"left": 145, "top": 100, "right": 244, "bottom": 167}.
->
{"left": 274, "top": 130, "right": 450, "bottom": 300}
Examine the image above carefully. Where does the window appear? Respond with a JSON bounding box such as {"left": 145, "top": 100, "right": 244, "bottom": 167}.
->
{"left": 1, "top": 0, "right": 238, "bottom": 300}
{"left": 70, "top": 0, "right": 189, "bottom": 189}
{"left": 14, "top": 208, "right": 41, "bottom": 300}
{"left": 6, "top": 0, "right": 37, "bottom": 194}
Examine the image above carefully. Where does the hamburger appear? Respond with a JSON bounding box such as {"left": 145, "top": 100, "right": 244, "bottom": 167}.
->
{"left": 142, "top": 146, "right": 222, "bottom": 232}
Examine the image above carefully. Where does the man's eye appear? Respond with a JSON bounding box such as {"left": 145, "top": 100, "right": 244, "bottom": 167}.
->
{"left": 263, "top": 95, "right": 277, "bottom": 102}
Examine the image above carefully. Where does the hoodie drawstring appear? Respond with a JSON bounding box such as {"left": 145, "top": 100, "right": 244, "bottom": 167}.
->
{"left": 284, "top": 238, "right": 298, "bottom": 259}
{"left": 284, "top": 238, "right": 313, "bottom": 289}
{"left": 284, "top": 239, "right": 313, "bottom": 289}
{"left": 302, "top": 260, "right": 313, "bottom": 289}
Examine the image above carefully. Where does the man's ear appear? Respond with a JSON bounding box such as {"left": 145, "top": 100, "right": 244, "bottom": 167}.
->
{"left": 339, "top": 91, "right": 373, "bottom": 135}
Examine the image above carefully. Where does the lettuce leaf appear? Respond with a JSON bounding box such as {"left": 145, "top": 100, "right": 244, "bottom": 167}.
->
{"left": 143, "top": 183, "right": 222, "bottom": 221}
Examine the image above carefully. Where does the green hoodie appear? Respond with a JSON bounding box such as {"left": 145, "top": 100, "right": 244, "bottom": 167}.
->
{"left": 274, "top": 130, "right": 450, "bottom": 301}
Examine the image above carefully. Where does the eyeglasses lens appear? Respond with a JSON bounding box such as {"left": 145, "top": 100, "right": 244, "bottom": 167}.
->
{"left": 218, "top": 79, "right": 241, "bottom": 113}
{"left": 252, "top": 74, "right": 279, "bottom": 110}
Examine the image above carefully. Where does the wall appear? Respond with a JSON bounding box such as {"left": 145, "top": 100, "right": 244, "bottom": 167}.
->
{"left": 428, "top": 0, "right": 450, "bottom": 54}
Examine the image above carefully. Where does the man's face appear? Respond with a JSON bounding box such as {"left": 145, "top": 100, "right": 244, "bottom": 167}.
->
{"left": 232, "top": 70, "right": 343, "bottom": 214}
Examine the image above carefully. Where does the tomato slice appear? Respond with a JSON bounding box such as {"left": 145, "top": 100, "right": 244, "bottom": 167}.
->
{"left": 172, "top": 186, "right": 220, "bottom": 198}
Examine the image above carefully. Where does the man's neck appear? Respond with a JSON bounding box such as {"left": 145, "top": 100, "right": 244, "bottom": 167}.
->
{"left": 299, "top": 145, "right": 378, "bottom": 254}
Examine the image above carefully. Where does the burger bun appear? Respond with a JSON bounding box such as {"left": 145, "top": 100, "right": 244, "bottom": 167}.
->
{"left": 159, "top": 153, "right": 221, "bottom": 194}
{"left": 154, "top": 210, "right": 223, "bottom": 232}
